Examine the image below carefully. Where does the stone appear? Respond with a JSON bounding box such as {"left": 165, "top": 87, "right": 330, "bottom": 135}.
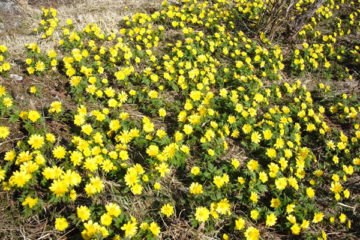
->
{"left": 10, "top": 74, "right": 23, "bottom": 81}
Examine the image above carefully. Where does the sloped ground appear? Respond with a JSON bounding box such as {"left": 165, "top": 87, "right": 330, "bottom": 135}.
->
{"left": 0, "top": 0, "right": 359, "bottom": 240}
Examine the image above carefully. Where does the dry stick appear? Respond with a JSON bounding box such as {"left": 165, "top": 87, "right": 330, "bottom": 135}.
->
{"left": 287, "top": 0, "right": 325, "bottom": 42}
{"left": 0, "top": 137, "right": 25, "bottom": 147}
{"left": 337, "top": 202, "right": 355, "bottom": 211}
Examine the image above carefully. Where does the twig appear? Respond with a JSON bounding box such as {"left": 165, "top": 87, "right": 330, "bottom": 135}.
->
{"left": 337, "top": 202, "right": 355, "bottom": 210}
{"left": 0, "top": 137, "right": 25, "bottom": 147}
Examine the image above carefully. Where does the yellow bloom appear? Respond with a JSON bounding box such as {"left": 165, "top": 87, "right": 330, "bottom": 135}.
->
{"left": 312, "top": 212, "right": 324, "bottom": 223}
{"left": 161, "top": 203, "right": 174, "bottom": 217}
{"left": 77, "top": 206, "right": 91, "bottom": 221}
{"left": 100, "top": 213, "right": 112, "bottom": 226}
{"left": 22, "top": 196, "right": 38, "bottom": 208}
{"left": 183, "top": 124, "right": 193, "bottom": 135}
{"left": 53, "top": 146, "right": 66, "bottom": 159}
{"left": 189, "top": 182, "right": 203, "bottom": 194}
{"left": 275, "top": 177, "right": 287, "bottom": 191}
{"left": 9, "top": 170, "right": 32, "bottom": 187}
{"left": 306, "top": 187, "right": 315, "bottom": 199}
{"left": 146, "top": 145, "right": 159, "bottom": 157}
{"left": 55, "top": 217, "right": 68, "bottom": 231}
{"left": 50, "top": 180, "right": 68, "bottom": 197}
{"left": 216, "top": 198, "right": 231, "bottom": 215}
{"left": 158, "top": 108, "right": 166, "bottom": 117}
{"left": 28, "top": 110, "right": 41, "bottom": 122}
{"left": 28, "top": 134, "right": 44, "bottom": 149}
{"left": 266, "top": 148, "right": 277, "bottom": 159}
{"left": 195, "top": 207, "right": 210, "bottom": 222}
{"left": 121, "top": 217, "right": 138, "bottom": 238}
{"left": 250, "top": 209, "right": 259, "bottom": 220}
{"left": 0, "top": 126, "right": 10, "bottom": 139}
{"left": 244, "top": 226, "right": 260, "bottom": 240}
{"left": 105, "top": 203, "right": 121, "bottom": 217}
{"left": 149, "top": 222, "right": 160, "bottom": 236}
{"left": 49, "top": 101, "right": 62, "bottom": 114}
{"left": 291, "top": 223, "right": 301, "bottom": 235}
{"left": 266, "top": 213, "right": 277, "bottom": 227}
{"left": 251, "top": 131, "right": 261, "bottom": 144}
{"left": 235, "top": 217, "right": 245, "bottom": 230}
{"left": 35, "top": 61, "right": 46, "bottom": 72}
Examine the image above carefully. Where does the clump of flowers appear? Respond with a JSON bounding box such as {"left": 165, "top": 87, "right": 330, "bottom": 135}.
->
{"left": 0, "top": 45, "right": 11, "bottom": 76}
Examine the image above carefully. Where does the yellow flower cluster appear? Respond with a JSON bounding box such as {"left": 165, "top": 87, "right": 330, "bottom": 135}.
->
{"left": 0, "top": 45, "right": 11, "bottom": 75}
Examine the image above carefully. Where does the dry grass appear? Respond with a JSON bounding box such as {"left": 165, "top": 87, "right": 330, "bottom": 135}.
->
{"left": 1, "top": 0, "right": 163, "bottom": 56}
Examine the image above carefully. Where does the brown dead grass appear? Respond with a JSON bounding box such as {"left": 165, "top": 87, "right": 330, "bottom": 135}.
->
{"left": 1, "top": 0, "right": 163, "bottom": 57}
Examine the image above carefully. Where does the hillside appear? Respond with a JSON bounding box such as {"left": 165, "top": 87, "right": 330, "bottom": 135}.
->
{"left": 0, "top": 0, "right": 359, "bottom": 239}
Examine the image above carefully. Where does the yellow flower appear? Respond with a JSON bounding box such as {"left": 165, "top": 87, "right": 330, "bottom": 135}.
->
{"left": 250, "top": 192, "right": 258, "bottom": 203}
{"left": 158, "top": 108, "right": 166, "bottom": 117}
{"left": 9, "top": 170, "right": 32, "bottom": 187}
{"left": 35, "top": 61, "right": 46, "bottom": 72}
{"left": 149, "top": 222, "right": 160, "bottom": 236}
{"left": 77, "top": 206, "right": 91, "bottom": 221}
{"left": 291, "top": 223, "right": 301, "bottom": 235}
{"left": 270, "top": 198, "right": 281, "bottom": 208}
{"left": 312, "top": 212, "right": 324, "bottom": 223}
{"left": 235, "top": 217, "right": 245, "bottom": 230}
{"left": 121, "top": 217, "right": 138, "bottom": 238}
{"left": 49, "top": 101, "right": 62, "bottom": 114}
{"left": 189, "top": 182, "right": 203, "bottom": 194}
{"left": 195, "top": 207, "right": 210, "bottom": 222}
{"left": 105, "top": 203, "right": 121, "bottom": 217}
{"left": 306, "top": 187, "right": 315, "bottom": 199}
{"left": 146, "top": 145, "right": 159, "bottom": 157}
{"left": 244, "top": 226, "right": 260, "bottom": 240}
{"left": 3, "top": 97, "right": 13, "bottom": 108}
{"left": 55, "top": 217, "right": 68, "bottom": 231}
{"left": 213, "top": 175, "right": 224, "bottom": 188}
{"left": 53, "top": 146, "right": 66, "bottom": 159}
{"left": 183, "top": 124, "right": 193, "bottom": 135}
{"left": 232, "top": 158, "right": 240, "bottom": 169}
{"left": 190, "top": 90, "right": 201, "bottom": 101}
{"left": 28, "top": 110, "right": 41, "bottom": 122}
{"left": 266, "top": 213, "right": 277, "bottom": 227}
{"left": 29, "top": 86, "right": 37, "bottom": 94}
{"left": 50, "top": 180, "right": 68, "bottom": 197}
{"left": 259, "top": 171, "right": 268, "bottom": 183}
{"left": 161, "top": 203, "right": 174, "bottom": 217}
{"left": 100, "top": 213, "right": 112, "bottom": 226}
{"left": 216, "top": 198, "right": 231, "bottom": 215}
{"left": 251, "top": 131, "right": 261, "bottom": 144}
{"left": 266, "top": 148, "right": 277, "bottom": 159}
{"left": 28, "top": 134, "right": 44, "bottom": 149}
{"left": 247, "top": 159, "right": 259, "bottom": 172}
{"left": 242, "top": 124, "right": 252, "bottom": 134}
{"left": 0, "top": 126, "right": 10, "bottom": 139}
{"left": 22, "top": 196, "right": 38, "bottom": 208}
{"left": 250, "top": 209, "right": 259, "bottom": 220}
{"left": 301, "top": 219, "right": 309, "bottom": 229}
{"left": 131, "top": 183, "right": 143, "bottom": 195}
{"left": 154, "top": 182, "right": 161, "bottom": 190}
{"left": 148, "top": 90, "right": 158, "bottom": 99}
{"left": 275, "top": 177, "right": 287, "bottom": 191}
{"left": 339, "top": 213, "right": 346, "bottom": 223}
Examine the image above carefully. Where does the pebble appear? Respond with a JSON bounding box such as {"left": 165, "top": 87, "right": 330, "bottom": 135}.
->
{"left": 10, "top": 74, "right": 23, "bottom": 81}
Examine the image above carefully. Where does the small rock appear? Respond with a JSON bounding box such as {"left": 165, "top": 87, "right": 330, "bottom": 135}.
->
{"left": 0, "top": 1, "right": 22, "bottom": 15}
{"left": 10, "top": 74, "right": 23, "bottom": 81}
